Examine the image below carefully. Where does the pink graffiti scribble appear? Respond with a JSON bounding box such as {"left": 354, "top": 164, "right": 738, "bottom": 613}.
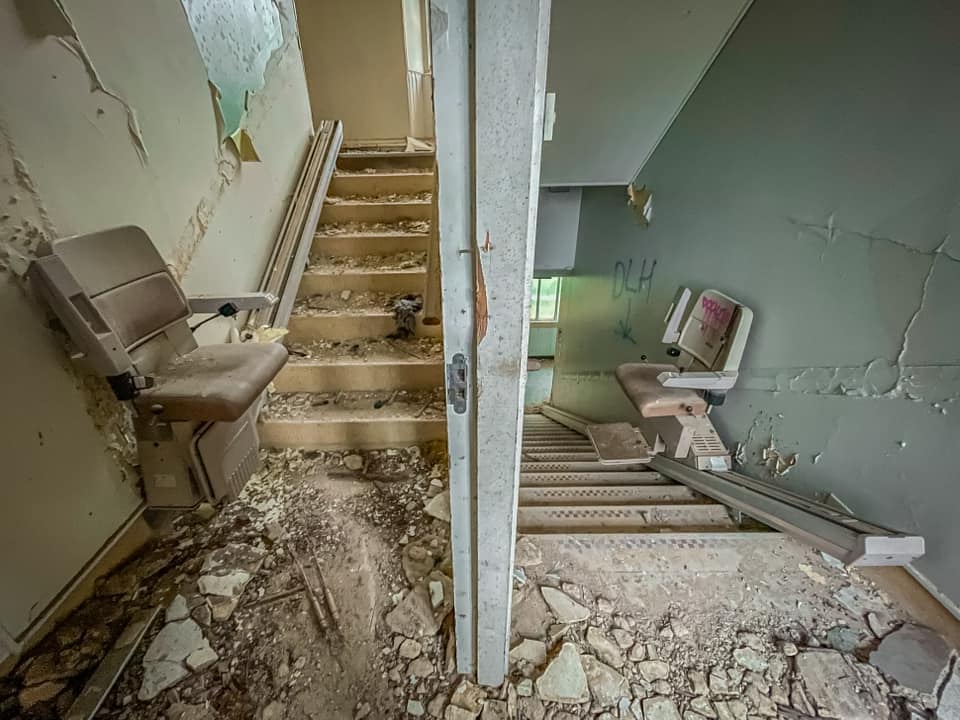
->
{"left": 701, "top": 296, "right": 732, "bottom": 329}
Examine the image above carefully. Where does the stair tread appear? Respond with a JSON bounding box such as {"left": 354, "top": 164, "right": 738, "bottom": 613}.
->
{"left": 325, "top": 194, "right": 431, "bottom": 205}
{"left": 262, "top": 390, "right": 445, "bottom": 421}
{"left": 317, "top": 220, "right": 431, "bottom": 236}
{"left": 306, "top": 251, "right": 426, "bottom": 274}
{"left": 292, "top": 291, "right": 408, "bottom": 316}
{"left": 334, "top": 169, "right": 433, "bottom": 177}
{"left": 519, "top": 485, "right": 705, "bottom": 505}
{"left": 517, "top": 504, "right": 736, "bottom": 532}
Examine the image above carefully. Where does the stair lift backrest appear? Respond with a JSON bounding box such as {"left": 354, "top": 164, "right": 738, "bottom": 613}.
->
{"left": 676, "top": 289, "right": 753, "bottom": 374}
{"left": 29, "top": 226, "right": 196, "bottom": 377}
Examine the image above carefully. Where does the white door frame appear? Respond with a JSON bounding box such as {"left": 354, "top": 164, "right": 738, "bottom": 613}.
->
{"left": 430, "top": 0, "right": 552, "bottom": 686}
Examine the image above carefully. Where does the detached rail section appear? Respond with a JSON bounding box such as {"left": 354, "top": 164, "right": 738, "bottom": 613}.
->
{"left": 540, "top": 404, "right": 925, "bottom": 566}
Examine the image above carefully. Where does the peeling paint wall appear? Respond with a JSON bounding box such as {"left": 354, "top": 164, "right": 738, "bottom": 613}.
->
{"left": 552, "top": 1, "right": 960, "bottom": 605}
{"left": 295, "top": 0, "right": 411, "bottom": 140}
{"left": 0, "top": 0, "right": 311, "bottom": 640}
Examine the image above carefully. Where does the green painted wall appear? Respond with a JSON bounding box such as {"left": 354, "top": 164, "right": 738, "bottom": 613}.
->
{"left": 552, "top": 0, "right": 960, "bottom": 607}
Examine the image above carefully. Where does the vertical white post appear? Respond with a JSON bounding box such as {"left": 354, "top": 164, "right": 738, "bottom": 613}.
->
{"left": 474, "top": 0, "right": 552, "bottom": 687}
{"left": 430, "top": 0, "right": 477, "bottom": 674}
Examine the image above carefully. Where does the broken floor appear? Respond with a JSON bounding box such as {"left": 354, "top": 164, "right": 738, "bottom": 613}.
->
{"left": 1, "top": 447, "right": 958, "bottom": 720}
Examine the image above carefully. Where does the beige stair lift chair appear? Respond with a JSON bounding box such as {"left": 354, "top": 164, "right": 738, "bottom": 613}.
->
{"left": 27, "top": 226, "right": 287, "bottom": 508}
{"left": 589, "top": 288, "right": 753, "bottom": 471}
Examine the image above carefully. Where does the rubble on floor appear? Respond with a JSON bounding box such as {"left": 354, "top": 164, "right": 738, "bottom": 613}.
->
{"left": 308, "top": 251, "right": 427, "bottom": 272}
{"left": 260, "top": 388, "right": 446, "bottom": 421}
{"left": 3, "top": 443, "right": 957, "bottom": 720}
{"left": 292, "top": 289, "right": 404, "bottom": 314}
{"left": 325, "top": 191, "right": 432, "bottom": 204}
{"left": 0, "top": 444, "right": 452, "bottom": 719}
{"left": 316, "top": 220, "right": 430, "bottom": 236}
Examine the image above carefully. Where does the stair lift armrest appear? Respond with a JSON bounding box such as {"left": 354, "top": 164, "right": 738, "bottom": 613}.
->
{"left": 188, "top": 292, "right": 277, "bottom": 314}
{"left": 657, "top": 370, "right": 739, "bottom": 391}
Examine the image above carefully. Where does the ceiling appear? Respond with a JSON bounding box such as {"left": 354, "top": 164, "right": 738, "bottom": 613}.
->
{"left": 540, "top": 0, "right": 752, "bottom": 187}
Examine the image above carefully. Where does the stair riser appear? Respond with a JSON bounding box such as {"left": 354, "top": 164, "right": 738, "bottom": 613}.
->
{"left": 259, "top": 419, "right": 446, "bottom": 450}
{"left": 287, "top": 314, "right": 398, "bottom": 342}
{"left": 274, "top": 362, "right": 443, "bottom": 393}
{"left": 330, "top": 173, "right": 433, "bottom": 196}
{"left": 519, "top": 472, "right": 669, "bottom": 486}
{"left": 320, "top": 202, "right": 431, "bottom": 224}
{"left": 337, "top": 155, "right": 434, "bottom": 172}
{"left": 298, "top": 271, "right": 425, "bottom": 295}
{"left": 313, "top": 233, "right": 429, "bottom": 257}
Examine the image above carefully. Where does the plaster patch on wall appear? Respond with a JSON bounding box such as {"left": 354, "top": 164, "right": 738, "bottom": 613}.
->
{"left": 0, "top": 120, "right": 55, "bottom": 275}
{"left": 22, "top": 0, "right": 151, "bottom": 164}
{"left": 169, "top": 148, "right": 241, "bottom": 280}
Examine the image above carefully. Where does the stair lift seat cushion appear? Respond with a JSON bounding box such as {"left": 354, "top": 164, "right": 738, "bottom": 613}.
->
{"left": 616, "top": 363, "right": 708, "bottom": 418}
{"left": 134, "top": 343, "right": 288, "bottom": 422}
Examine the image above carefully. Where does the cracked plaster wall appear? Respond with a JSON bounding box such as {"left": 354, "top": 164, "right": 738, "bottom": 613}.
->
{"left": 0, "top": 0, "right": 312, "bottom": 641}
{"left": 551, "top": 0, "right": 960, "bottom": 606}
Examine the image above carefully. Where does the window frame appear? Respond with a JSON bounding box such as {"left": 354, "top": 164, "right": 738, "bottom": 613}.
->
{"left": 530, "top": 276, "right": 561, "bottom": 324}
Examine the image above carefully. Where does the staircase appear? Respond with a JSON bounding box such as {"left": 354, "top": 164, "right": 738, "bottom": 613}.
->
{"left": 259, "top": 146, "right": 446, "bottom": 449}
{"left": 518, "top": 413, "right": 742, "bottom": 533}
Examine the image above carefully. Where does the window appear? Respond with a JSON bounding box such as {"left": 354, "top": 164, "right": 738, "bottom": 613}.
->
{"left": 530, "top": 277, "right": 561, "bottom": 322}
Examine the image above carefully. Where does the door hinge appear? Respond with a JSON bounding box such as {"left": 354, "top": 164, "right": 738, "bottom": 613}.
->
{"left": 446, "top": 353, "right": 468, "bottom": 414}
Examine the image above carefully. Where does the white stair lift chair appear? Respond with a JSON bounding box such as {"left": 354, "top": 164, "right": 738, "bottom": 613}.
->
{"left": 27, "top": 226, "right": 288, "bottom": 508}
{"left": 589, "top": 288, "right": 753, "bottom": 471}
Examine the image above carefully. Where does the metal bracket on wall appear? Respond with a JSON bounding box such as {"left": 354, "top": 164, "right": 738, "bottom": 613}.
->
{"left": 446, "top": 353, "right": 468, "bottom": 414}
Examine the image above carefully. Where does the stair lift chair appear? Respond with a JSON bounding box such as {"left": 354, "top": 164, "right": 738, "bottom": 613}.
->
{"left": 27, "top": 226, "right": 288, "bottom": 508}
{"left": 588, "top": 288, "right": 753, "bottom": 471}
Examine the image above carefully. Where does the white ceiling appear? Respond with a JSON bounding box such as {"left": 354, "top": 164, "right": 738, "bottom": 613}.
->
{"left": 541, "top": 0, "right": 752, "bottom": 187}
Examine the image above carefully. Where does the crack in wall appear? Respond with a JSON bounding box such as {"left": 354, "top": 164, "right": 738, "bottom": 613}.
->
{"left": 790, "top": 215, "right": 960, "bottom": 265}
{"left": 46, "top": 1, "right": 150, "bottom": 165}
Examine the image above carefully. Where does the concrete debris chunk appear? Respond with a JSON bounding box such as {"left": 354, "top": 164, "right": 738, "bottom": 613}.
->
{"left": 407, "top": 655, "right": 434, "bottom": 678}
{"left": 866, "top": 611, "right": 895, "bottom": 639}
{"left": 386, "top": 584, "right": 441, "bottom": 638}
{"left": 825, "top": 625, "right": 859, "bottom": 653}
{"left": 688, "top": 670, "right": 709, "bottom": 696}
{"left": 429, "top": 579, "right": 444, "bottom": 609}
{"left": 732, "top": 647, "right": 767, "bottom": 672}
{"left": 587, "top": 626, "right": 625, "bottom": 668}
{"left": 480, "top": 699, "right": 508, "bottom": 720}
{"left": 408, "top": 699, "right": 426, "bottom": 716}
{"left": 642, "top": 696, "right": 682, "bottom": 720}
{"left": 796, "top": 650, "right": 890, "bottom": 720}
{"left": 869, "top": 623, "right": 951, "bottom": 695}
{"left": 509, "top": 638, "right": 547, "bottom": 668}
{"left": 344, "top": 454, "right": 364, "bottom": 471}
{"left": 690, "top": 695, "right": 717, "bottom": 718}
{"left": 399, "top": 638, "right": 423, "bottom": 659}
{"left": 535, "top": 642, "right": 589, "bottom": 704}
{"left": 708, "top": 667, "right": 729, "bottom": 696}
{"left": 445, "top": 706, "right": 478, "bottom": 720}
{"left": 165, "top": 594, "right": 190, "bottom": 623}
{"left": 425, "top": 491, "right": 451, "bottom": 522}
{"left": 515, "top": 678, "right": 533, "bottom": 697}
{"left": 638, "top": 659, "right": 671, "bottom": 682}
{"left": 540, "top": 586, "right": 590, "bottom": 624}
{"left": 450, "top": 678, "right": 486, "bottom": 714}
{"left": 514, "top": 537, "right": 543, "bottom": 566}
{"left": 139, "top": 619, "right": 216, "bottom": 700}
{"left": 581, "top": 654, "right": 629, "bottom": 707}
{"left": 512, "top": 586, "right": 552, "bottom": 639}
{"left": 833, "top": 584, "right": 886, "bottom": 619}
{"left": 208, "top": 596, "right": 239, "bottom": 622}
{"left": 628, "top": 643, "right": 646, "bottom": 662}
{"left": 611, "top": 628, "right": 634, "bottom": 649}
{"left": 403, "top": 542, "right": 437, "bottom": 585}
{"left": 197, "top": 570, "right": 252, "bottom": 598}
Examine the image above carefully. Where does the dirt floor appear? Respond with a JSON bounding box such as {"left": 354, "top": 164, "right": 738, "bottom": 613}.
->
{"left": 2, "top": 446, "right": 958, "bottom": 720}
